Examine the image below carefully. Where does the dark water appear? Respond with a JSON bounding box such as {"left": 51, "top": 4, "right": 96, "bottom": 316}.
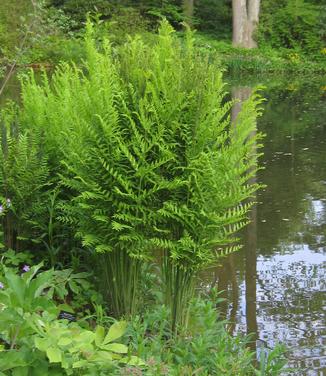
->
{"left": 208, "top": 76, "right": 326, "bottom": 375}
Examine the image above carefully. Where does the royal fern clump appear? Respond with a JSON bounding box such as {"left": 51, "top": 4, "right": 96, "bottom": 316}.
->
{"left": 0, "top": 103, "right": 50, "bottom": 251}
{"left": 18, "top": 21, "right": 263, "bottom": 325}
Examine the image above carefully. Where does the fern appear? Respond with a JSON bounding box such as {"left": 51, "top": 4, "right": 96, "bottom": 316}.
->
{"left": 18, "top": 20, "right": 263, "bottom": 322}
{"left": 0, "top": 102, "right": 50, "bottom": 250}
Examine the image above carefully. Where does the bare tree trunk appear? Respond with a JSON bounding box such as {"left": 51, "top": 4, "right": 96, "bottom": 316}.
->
{"left": 232, "top": 0, "right": 260, "bottom": 48}
{"left": 182, "top": 0, "right": 194, "bottom": 25}
{"left": 247, "top": 0, "right": 260, "bottom": 48}
{"left": 232, "top": 0, "right": 248, "bottom": 47}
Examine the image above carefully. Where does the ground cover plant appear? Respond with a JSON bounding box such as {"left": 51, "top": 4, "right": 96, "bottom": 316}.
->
{"left": 0, "top": 20, "right": 286, "bottom": 376}
{"left": 0, "top": 252, "right": 286, "bottom": 375}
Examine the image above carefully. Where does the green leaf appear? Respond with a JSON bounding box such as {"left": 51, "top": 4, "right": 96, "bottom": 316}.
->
{"left": 58, "top": 337, "right": 73, "bottom": 346}
{"left": 0, "top": 350, "right": 30, "bottom": 370}
{"left": 101, "top": 343, "right": 128, "bottom": 354}
{"left": 57, "top": 303, "right": 74, "bottom": 313}
{"left": 5, "top": 270, "right": 26, "bottom": 306}
{"left": 35, "top": 338, "right": 50, "bottom": 352}
{"left": 103, "top": 321, "right": 127, "bottom": 344}
{"left": 12, "top": 367, "right": 29, "bottom": 376}
{"left": 91, "top": 351, "right": 113, "bottom": 362}
{"left": 94, "top": 325, "right": 105, "bottom": 346}
{"left": 120, "top": 356, "right": 145, "bottom": 366}
{"left": 46, "top": 347, "right": 62, "bottom": 363}
{"left": 30, "top": 361, "right": 49, "bottom": 376}
{"left": 75, "top": 330, "right": 95, "bottom": 344}
{"left": 72, "top": 360, "right": 88, "bottom": 368}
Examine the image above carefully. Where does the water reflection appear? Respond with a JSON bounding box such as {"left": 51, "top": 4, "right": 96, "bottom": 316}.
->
{"left": 213, "top": 78, "right": 326, "bottom": 375}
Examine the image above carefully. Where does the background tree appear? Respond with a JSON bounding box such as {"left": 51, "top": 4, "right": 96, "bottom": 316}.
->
{"left": 182, "top": 0, "right": 194, "bottom": 24}
{"left": 232, "top": 0, "right": 260, "bottom": 48}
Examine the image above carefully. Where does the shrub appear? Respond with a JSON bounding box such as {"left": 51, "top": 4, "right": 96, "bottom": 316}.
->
{"left": 257, "top": 0, "right": 324, "bottom": 52}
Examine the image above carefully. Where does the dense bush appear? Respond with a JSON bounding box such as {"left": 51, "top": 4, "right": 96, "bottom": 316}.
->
{"left": 48, "top": 0, "right": 184, "bottom": 31}
{"left": 257, "top": 0, "right": 325, "bottom": 52}
{"left": 0, "top": 0, "right": 32, "bottom": 58}
{"left": 194, "top": 0, "right": 232, "bottom": 39}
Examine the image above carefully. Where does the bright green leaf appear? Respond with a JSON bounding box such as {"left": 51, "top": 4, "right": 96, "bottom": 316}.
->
{"left": 101, "top": 343, "right": 128, "bottom": 354}
{"left": 46, "top": 347, "right": 62, "bottom": 363}
{"left": 58, "top": 337, "right": 73, "bottom": 346}
{"left": 35, "top": 337, "right": 50, "bottom": 352}
{"left": 75, "top": 330, "right": 95, "bottom": 344}
{"left": 94, "top": 325, "right": 105, "bottom": 346}
{"left": 121, "top": 356, "right": 145, "bottom": 366}
{"left": 72, "top": 360, "right": 89, "bottom": 368}
{"left": 103, "top": 321, "right": 127, "bottom": 344}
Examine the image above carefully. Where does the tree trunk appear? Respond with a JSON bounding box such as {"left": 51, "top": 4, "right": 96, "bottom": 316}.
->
{"left": 247, "top": 0, "right": 260, "bottom": 48}
{"left": 182, "top": 0, "right": 194, "bottom": 25}
{"left": 232, "top": 0, "right": 260, "bottom": 48}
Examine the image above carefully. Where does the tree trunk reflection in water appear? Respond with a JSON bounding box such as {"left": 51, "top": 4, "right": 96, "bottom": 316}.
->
{"left": 232, "top": 86, "right": 258, "bottom": 352}
{"left": 216, "top": 254, "right": 239, "bottom": 334}
{"left": 215, "top": 87, "right": 258, "bottom": 347}
{"left": 245, "top": 187, "right": 258, "bottom": 352}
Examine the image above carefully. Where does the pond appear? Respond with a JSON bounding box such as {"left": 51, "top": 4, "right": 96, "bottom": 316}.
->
{"left": 206, "top": 74, "right": 326, "bottom": 375}
{"left": 1, "top": 71, "right": 325, "bottom": 375}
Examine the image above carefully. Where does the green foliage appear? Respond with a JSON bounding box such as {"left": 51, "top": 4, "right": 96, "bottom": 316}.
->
{"left": 0, "top": 249, "right": 33, "bottom": 270}
{"left": 255, "top": 345, "right": 287, "bottom": 376}
{"left": 144, "top": 0, "right": 184, "bottom": 26}
{"left": 126, "top": 298, "right": 285, "bottom": 375}
{"left": 32, "top": 319, "right": 143, "bottom": 374}
{"left": 257, "top": 0, "right": 325, "bottom": 52}
{"left": 49, "top": 0, "right": 184, "bottom": 31}
{"left": 0, "top": 259, "right": 285, "bottom": 375}
{"left": 194, "top": 0, "right": 232, "bottom": 39}
{"left": 18, "top": 20, "right": 262, "bottom": 323}
{"left": 0, "top": 6, "right": 288, "bottom": 374}
{"left": 0, "top": 94, "right": 81, "bottom": 266}
{"left": 0, "top": 103, "right": 50, "bottom": 251}
{"left": 0, "top": 0, "right": 83, "bottom": 65}
{"left": 0, "top": 0, "right": 32, "bottom": 59}
{"left": 50, "top": 0, "right": 114, "bottom": 27}
{"left": 194, "top": 34, "right": 326, "bottom": 73}
{"left": 104, "top": 7, "right": 151, "bottom": 44}
{"left": 0, "top": 262, "right": 141, "bottom": 375}
{"left": 118, "top": 21, "right": 263, "bottom": 327}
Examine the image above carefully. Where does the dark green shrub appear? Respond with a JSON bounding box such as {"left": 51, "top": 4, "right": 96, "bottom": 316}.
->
{"left": 194, "top": 0, "right": 232, "bottom": 39}
{"left": 49, "top": 0, "right": 114, "bottom": 28}
{"left": 257, "top": 0, "right": 324, "bottom": 52}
